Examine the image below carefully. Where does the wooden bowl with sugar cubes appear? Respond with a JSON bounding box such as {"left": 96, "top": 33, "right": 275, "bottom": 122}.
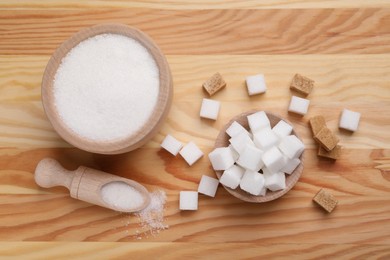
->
{"left": 41, "top": 24, "right": 173, "bottom": 154}
{"left": 211, "top": 110, "right": 304, "bottom": 203}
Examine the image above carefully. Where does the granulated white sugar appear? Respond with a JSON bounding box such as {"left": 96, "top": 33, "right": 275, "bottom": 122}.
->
{"left": 101, "top": 181, "right": 145, "bottom": 211}
{"left": 53, "top": 33, "right": 159, "bottom": 141}
{"left": 135, "top": 190, "right": 168, "bottom": 232}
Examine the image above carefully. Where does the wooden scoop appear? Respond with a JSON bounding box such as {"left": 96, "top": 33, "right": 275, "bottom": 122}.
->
{"left": 34, "top": 158, "right": 151, "bottom": 212}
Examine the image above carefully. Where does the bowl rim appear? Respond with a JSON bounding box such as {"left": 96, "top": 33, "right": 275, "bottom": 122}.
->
{"left": 213, "top": 110, "right": 304, "bottom": 203}
{"left": 41, "top": 23, "right": 173, "bottom": 154}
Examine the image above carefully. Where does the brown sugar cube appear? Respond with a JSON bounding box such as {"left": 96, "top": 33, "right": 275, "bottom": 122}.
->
{"left": 313, "top": 189, "right": 338, "bottom": 213}
{"left": 309, "top": 116, "right": 326, "bottom": 136}
{"left": 202, "top": 72, "right": 226, "bottom": 96}
{"left": 290, "top": 73, "right": 314, "bottom": 96}
{"left": 318, "top": 145, "right": 341, "bottom": 160}
{"left": 314, "top": 127, "right": 339, "bottom": 152}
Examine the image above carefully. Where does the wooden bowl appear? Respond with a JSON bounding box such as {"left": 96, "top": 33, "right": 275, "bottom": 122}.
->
{"left": 41, "top": 24, "right": 173, "bottom": 154}
{"left": 214, "top": 110, "right": 304, "bottom": 203}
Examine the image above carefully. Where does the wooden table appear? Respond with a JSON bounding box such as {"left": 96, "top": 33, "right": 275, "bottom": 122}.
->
{"left": 0, "top": 1, "right": 389, "bottom": 258}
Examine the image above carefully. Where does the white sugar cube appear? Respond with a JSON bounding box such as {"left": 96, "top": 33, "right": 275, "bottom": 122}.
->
{"left": 220, "top": 165, "right": 245, "bottom": 189}
{"left": 200, "top": 98, "right": 220, "bottom": 120}
{"left": 226, "top": 121, "right": 249, "bottom": 137}
{"left": 228, "top": 144, "right": 239, "bottom": 161}
{"left": 236, "top": 144, "right": 264, "bottom": 171}
{"left": 208, "top": 147, "right": 235, "bottom": 171}
{"left": 339, "top": 109, "right": 361, "bottom": 132}
{"left": 240, "top": 170, "right": 265, "bottom": 196}
{"left": 253, "top": 128, "right": 279, "bottom": 151}
{"left": 281, "top": 157, "right": 301, "bottom": 175}
{"left": 288, "top": 96, "right": 310, "bottom": 115}
{"left": 278, "top": 135, "right": 305, "bottom": 159}
{"left": 246, "top": 74, "right": 267, "bottom": 96}
{"left": 259, "top": 185, "right": 267, "bottom": 196}
{"left": 272, "top": 120, "right": 293, "bottom": 139}
{"left": 179, "top": 191, "right": 198, "bottom": 210}
{"left": 229, "top": 131, "right": 255, "bottom": 154}
{"left": 179, "top": 142, "right": 204, "bottom": 166}
{"left": 198, "top": 175, "right": 219, "bottom": 197}
{"left": 262, "top": 146, "right": 285, "bottom": 173}
{"left": 247, "top": 111, "right": 270, "bottom": 132}
{"left": 262, "top": 167, "right": 274, "bottom": 179}
{"left": 264, "top": 172, "right": 286, "bottom": 191}
{"left": 161, "top": 134, "right": 183, "bottom": 156}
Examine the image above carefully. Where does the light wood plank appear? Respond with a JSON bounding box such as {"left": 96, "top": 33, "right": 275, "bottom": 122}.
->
{"left": 1, "top": 9, "right": 389, "bottom": 55}
{"left": 0, "top": 147, "right": 388, "bottom": 242}
{"left": 0, "top": 242, "right": 389, "bottom": 259}
{"left": 1, "top": 0, "right": 390, "bottom": 10}
{"left": 0, "top": 192, "right": 389, "bottom": 243}
{"left": 0, "top": 55, "right": 389, "bottom": 149}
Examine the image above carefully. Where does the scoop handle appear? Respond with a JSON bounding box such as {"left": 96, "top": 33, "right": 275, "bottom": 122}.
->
{"left": 34, "top": 158, "right": 75, "bottom": 190}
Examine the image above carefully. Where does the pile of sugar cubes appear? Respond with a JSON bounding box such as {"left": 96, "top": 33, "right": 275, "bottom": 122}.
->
{"left": 161, "top": 111, "right": 304, "bottom": 210}
{"left": 210, "top": 111, "right": 304, "bottom": 196}
{"left": 161, "top": 71, "right": 361, "bottom": 213}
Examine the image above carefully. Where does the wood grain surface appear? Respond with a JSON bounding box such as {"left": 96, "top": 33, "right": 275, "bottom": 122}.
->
{"left": 0, "top": 0, "right": 390, "bottom": 259}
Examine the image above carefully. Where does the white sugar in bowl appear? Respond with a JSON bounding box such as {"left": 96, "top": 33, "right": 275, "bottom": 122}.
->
{"left": 41, "top": 24, "right": 173, "bottom": 154}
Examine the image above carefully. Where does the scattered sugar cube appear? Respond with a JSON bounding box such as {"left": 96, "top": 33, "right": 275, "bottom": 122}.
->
{"left": 262, "top": 147, "right": 286, "bottom": 173}
{"left": 339, "top": 109, "right": 361, "bottom": 132}
{"left": 229, "top": 131, "right": 255, "bottom": 154}
{"left": 236, "top": 144, "right": 264, "bottom": 171}
{"left": 240, "top": 170, "right": 265, "bottom": 196}
{"left": 247, "top": 111, "right": 270, "bottom": 132}
{"left": 253, "top": 128, "right": 279, "bottom": 151}
{"left": 226, "top": 121, "right": 249, "bottom": 138}
{"left": 220, "top": 165, "right": 245, "bottom": 189}
{"left": 281, "top": 157, "right": 301, "bottom": 174}
{"left": 179, "top": 191, "right": 198, "bottom": 210}
{"left": 290, "top": 74, "right": 314, "bottom": 96}
{"left": 313, "top": 189, "right": 338, "bottom": 213}
{"left": 265, "top": 172, "right": 286, "bottom": 191}
{"left": 288, "top": 96, "right": 310, "bottom": 116}
{"left": 200, "top": 98, "right": 220, "bottom": 120}
{"left": 202, "top": 72, "right": 226, "bottom": 96}
{"left": 314, "top": 127, "right": 339, "bottom": 152}
{"left": 208, "top": 147, "right": 235, "bottom": 171}
{"left": 279, "top": 135, "right": 305, "bottom": 159}
{"left": 228, "top": 144, "right": 240, "bottom": 161}
{"left": 309, "top": 115, "right": 326, "bottom": 136}
{"left": 318, "top": 145, "right": 341, "bottom": 160}
{"left": 161, "top": 134, "right": 183, "bottom": 156}
{"left": 272, "top": 120, "right": 293, "bottom": 139}
{"left": 198, "top": 175, "right": 219, "bottom": 197}
{"left": 246, "top": 74, "right": 267, "bottom": 96}
{"left": 179, "top": 142, "right": 204, "bottom": 166}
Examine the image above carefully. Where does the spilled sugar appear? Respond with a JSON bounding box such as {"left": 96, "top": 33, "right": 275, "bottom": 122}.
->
{"left": 121, "top": 189, "right": 168, "bottom": 239}
{"left": 135, "top": 190, "right": 168, "bottom": 231}
{"left": 101, "top": 180, "right": 168, "bottom": 238}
